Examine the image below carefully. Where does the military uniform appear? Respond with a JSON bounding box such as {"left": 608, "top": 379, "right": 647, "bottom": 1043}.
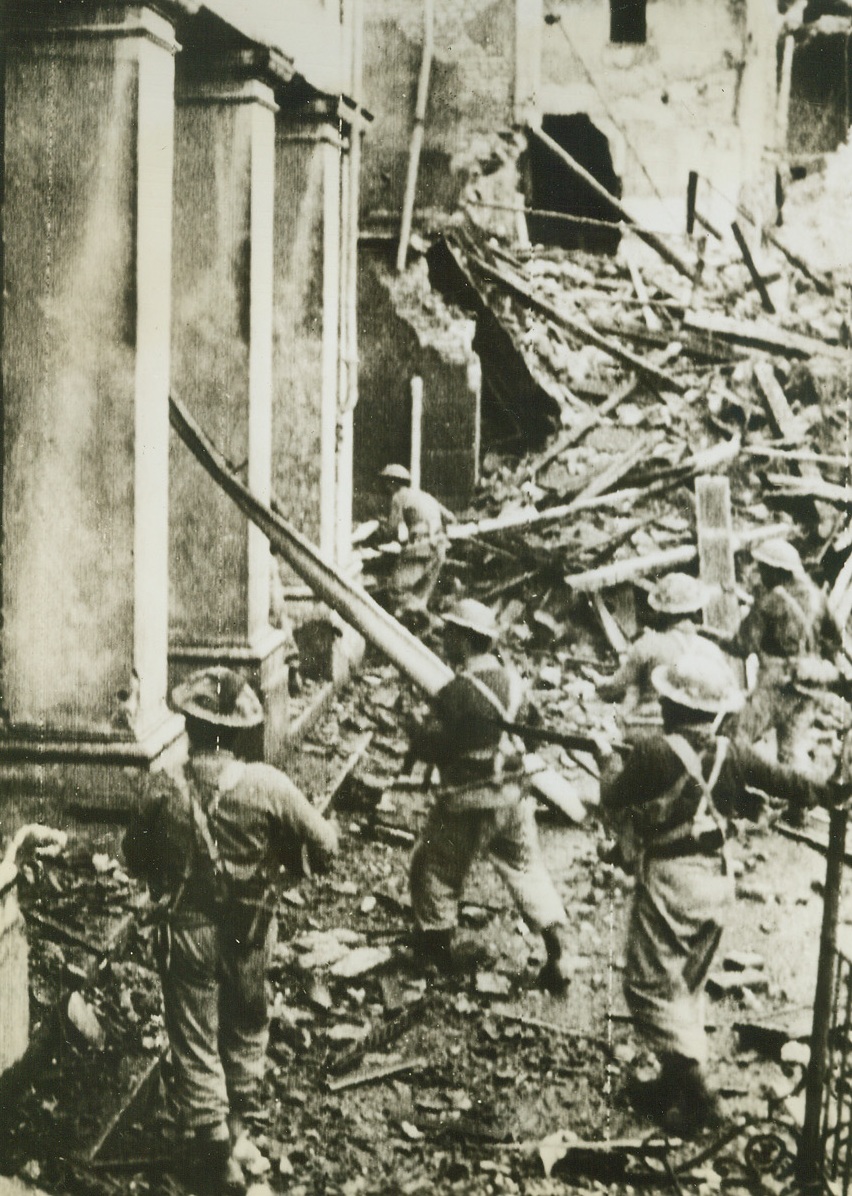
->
{"left": 737, "top": 571, "right": 841, "bottom": 767}
{"left": 602, "top": 727, "right": 820, "bottom": 1064}
{"left": 123, "top": 669, "right": 338, "bottom": 1173}
{"left": 601, "top": 624, "right": 731, "bottom": 731}
{"left": 600, "top": 655, "right": 826, "bottom": 1133}
{"left": 409, "top": 653, "right": 567, "bottom": 948}
{"left": 386, "top": 484, "right": 448, "bottom": 611}
{"left": 598, "top": 574, "right": 731, "bottom": 738}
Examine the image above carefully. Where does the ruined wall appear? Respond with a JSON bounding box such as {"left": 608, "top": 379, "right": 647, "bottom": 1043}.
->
{"left": 539, "top": 0, "right": 776, "bottom": 221}
{"left": 354, "top": 252, "right": 480, "bottom": 518}
{"left": 360, "top": 0, "right": 517, "bottom": 229}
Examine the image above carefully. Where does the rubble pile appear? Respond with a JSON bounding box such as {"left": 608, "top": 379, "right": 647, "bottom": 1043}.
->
{"left": 3, "top": 156, "right": 851, "bottom": 1196}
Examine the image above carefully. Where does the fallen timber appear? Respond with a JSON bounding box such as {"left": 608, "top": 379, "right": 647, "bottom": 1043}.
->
{"left": 169, "top": 394, "right": 607, "bottom": 805}
{"left": 462, "top": 245, "right": 688, "bottom": 394}
{"left": 683, "top": 310, "right": 851, "bottom": 362}
{"left": 564, "top": 522, "right": 796, "bottom": 592}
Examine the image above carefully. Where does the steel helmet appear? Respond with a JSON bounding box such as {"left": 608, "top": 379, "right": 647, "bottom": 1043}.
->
{"left": 652, "top": 656, "right": 745, "bottom": 715}
{"left": 752, "top": 538, "right": 802, "bottom": 575}
{"left": 648, "top": 573, "right": 714, "bottom": 615}
{"left": 379, "top": 463, "right": 411, "bottom": 484}
{"left": 442, "top": 599, "right": 499, "bottom": 642}
{"left": 172, "top": 667, "right": 264, "bottom": 728}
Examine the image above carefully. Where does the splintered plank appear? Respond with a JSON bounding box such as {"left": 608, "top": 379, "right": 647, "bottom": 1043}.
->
{"left": 565, "top": 522, "right": 794, "bottom": 592}
{"left": 684, "top": 311, "right": 850, "bottom": 362}
{"left": 695, "top": 476, "right": 740, "bottom": 635}
{"left": 325, "top": 1056, "right": 427, "bottom": 1093}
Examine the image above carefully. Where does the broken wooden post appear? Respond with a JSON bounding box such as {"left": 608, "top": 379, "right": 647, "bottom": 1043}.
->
{"left": 798, "top": 806, "right": 847, "bottom": 1183}
{"left": 410, "top": 376, "right": 424, "bottom": 491}
{"left": 731, "top": 222, "right": 775, "bottom": 313}
{"left": 396, "top": 0, "right": 434, "bottom": 272}
{"left": 528, "top": 124, "right": 695, "bottom": 280}
{"left": 686, "top": 171, "right": 698, "bottom": 236}
{"left": 776, "top": 35, "right": 795, "bottom": 157}
{"left": 695, "top": 476, "right": 740, "bottom": 635}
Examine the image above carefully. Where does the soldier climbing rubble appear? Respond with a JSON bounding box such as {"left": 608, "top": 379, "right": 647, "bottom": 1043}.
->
{"left": 122, "top": 667, "right": 339, "bottom": 1194}
{"left": 402, "top": 598, "right": 574, "bottom": 994}
{"left": 598, "top": 652, "right": 841, "bottom": 1138}
{"left": 376, "top": 462, "right": 451, "bottom": 626}
{"left": 731, "top": 538, "right": 844, "bottom": 776}
{"left": 590, "top": 572, "right": 735, "bottom": 741}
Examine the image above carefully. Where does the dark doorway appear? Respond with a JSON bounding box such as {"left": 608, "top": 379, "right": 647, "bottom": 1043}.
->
{"left": 525, "top": 114, "right": 622, "bottom": 253}
{"left": 610, "top": 0, "right": 647, "bottom": 44}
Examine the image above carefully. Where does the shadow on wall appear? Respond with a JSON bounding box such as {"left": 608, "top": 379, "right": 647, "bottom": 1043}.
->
{"left": 523, "top": 114, "right": 622, "bottom": 253}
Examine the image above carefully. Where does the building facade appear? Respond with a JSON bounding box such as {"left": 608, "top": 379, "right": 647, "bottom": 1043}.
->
{"left": 0, "top": 0, "right": 366, "bottom": 804}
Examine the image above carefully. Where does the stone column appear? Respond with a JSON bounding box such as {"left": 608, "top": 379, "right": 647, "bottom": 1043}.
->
{"left": 169, "top": 54, "right": 290, "bottom": 762}
{"left": 272, "top": 97, "right": 365, "bottom": 687}
{"left": 0, "top": 3, "right": 188, "bottom": 791}
{"left": 272, "top": 99, "right": 343, "bottom": 571}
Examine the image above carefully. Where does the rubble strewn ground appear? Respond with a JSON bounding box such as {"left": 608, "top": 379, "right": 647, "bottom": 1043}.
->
{"left": 2, "top": 147, "right": 851, "bottom": 1195}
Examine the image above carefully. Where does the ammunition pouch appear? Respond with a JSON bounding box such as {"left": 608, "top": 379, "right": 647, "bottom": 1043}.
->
{"left": 217, "top": 886, "right": 275, "bottom": 954}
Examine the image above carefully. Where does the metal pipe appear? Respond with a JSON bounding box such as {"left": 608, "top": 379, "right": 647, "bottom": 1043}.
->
{"left": 799, "top": 805, "right": 848, "bottom": 1182}
{"left": 396, "top": 0, "right": 434, "bottom": 272}
{"left": 410, "top": 376, "right": 423, "bottom": 490}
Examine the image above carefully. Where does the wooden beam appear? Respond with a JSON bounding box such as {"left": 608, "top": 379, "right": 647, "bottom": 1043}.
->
{"left": 565, "top": 522, "right": 795, "bottom": 592}
{"left": 731, "top": 222, "right": 775, "bottom": 313}
{"left": 464, "top": 247, "right": 687, "bottom": 392}
{"left": 684, "top": 311, "right": 850, "bottom": 361}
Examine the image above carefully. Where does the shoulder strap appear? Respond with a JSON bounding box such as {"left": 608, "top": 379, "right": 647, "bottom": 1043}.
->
{"left": 182, "top": 765, "right": 231, "bottom": 889}
{"left": 665, "top": 733, "right": 729, "bottom": 834}
{"left": 463, "top": 665, "right": 524, "bottom": 723}
{"left": 776, "top": 585, "right": 814, "bottom": 643}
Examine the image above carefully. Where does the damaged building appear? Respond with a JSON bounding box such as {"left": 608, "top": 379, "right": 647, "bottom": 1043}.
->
{"left": 0, "top": 0, "right": 851, "bottom": 1193}
{"left": 354, "top": 0, "right": 783, "bottom": 514}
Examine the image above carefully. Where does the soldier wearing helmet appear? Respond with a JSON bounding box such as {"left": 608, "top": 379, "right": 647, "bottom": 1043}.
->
{"left": 594, "top": 573, "right": 732, "bottom": 738}
{"left": 405, "top": 599, "right": 573, "bottom": 995}
{"left": 123, "top": 668, "right": 339, "bottom": 1191}
{"left": 378, "top": 463, "right": 451, "bottom": 621}
{"left": 600, "top": 653, "right": 830, "bottom": 1137}
{"left": 734, "top": 538, "right": 842, "bottom": 771}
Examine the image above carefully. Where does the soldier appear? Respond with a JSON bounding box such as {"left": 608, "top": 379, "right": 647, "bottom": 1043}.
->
{"left": 405, "top": 599, "right": 573, "bottom": 994}
{"left": 735, "top": 538, "right": 842, "bottom": 770}
{"left": 123, "top": 668, "right": 339, "bottom": 1192}
{"left": 599, "top": 654, "right": 829, "bottom": 1136}
{"left": 594, "top": 573, "right": 732, "bottom": 738}
{"left": 379, "top": 463, "right": 450, "bottom": 620}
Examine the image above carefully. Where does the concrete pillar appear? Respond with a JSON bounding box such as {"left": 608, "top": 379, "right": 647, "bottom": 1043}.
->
{"left": 272, "top": 100, "right": 343, "bottom": 571}
{"left": 0, "top": 3, "right": 187, "bottom": 788}
{"left": 169, "top": 55, "right": 290, "bottom": 762}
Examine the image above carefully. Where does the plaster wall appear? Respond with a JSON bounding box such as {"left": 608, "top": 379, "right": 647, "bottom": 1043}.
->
{"left": 360, "top": 0, "right": 517, "bottom": 225}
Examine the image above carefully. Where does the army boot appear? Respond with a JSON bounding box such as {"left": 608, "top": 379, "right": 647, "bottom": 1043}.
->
{"left": 537, "top": 923, "right": 573, "bottom": 996}
{"left": 412, "top": 927, "right": 458, "bottom": 978}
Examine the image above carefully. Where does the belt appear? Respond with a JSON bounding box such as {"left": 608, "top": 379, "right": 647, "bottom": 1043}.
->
{"left": 647, "top": 829, "right": 725, "bottom": 862}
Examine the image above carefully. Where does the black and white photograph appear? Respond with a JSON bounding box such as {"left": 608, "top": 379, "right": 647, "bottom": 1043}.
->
{"left": 0, "top": 1, "right": 850, "bottom": 1193}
